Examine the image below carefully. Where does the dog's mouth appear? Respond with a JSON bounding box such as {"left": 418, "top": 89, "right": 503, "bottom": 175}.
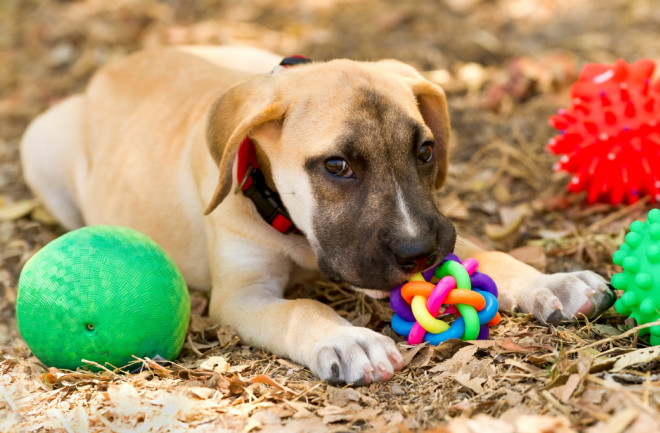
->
{"left": 326, "top": 250, "right": 445, "bottom": 296}
{"left": 410, "top": 251, "right": 442, "bottom": 275}
{"left": 316, "top": 215, "right": 457, "bottom": 293}
{"left": 351, "top": 286, "right": 391, "bottom": 299}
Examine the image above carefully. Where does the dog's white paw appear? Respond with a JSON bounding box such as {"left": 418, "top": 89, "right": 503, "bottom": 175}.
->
{"left": 308, "top": 326, "right": 403, "bottom": 385}
{"left": 519, "top": 271, "right": 615, "bottom": 325}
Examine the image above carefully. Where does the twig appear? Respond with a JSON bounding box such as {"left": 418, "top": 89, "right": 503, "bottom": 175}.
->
{"left": 288, "top": 383, "right": 322, "bottom": 403}
{"left": 585, "top": 197, "right": 649, "bottom": 234}
{"left": 80, "top": 359, "right": 120, "bottom": 375}
{"left": 566, "top": 317, "right": 660, "bottom": 355}
{"left": 587, "top": 376, "right": 649, "bottom": 411}
{"left": 541, "top": 389, "right": 572, "bottom": 416}
{"left": 186, "top": 334, "right": 204, "bottom": 357}
{"left": 0, "top": 387, "right": 18, "bottom": 412}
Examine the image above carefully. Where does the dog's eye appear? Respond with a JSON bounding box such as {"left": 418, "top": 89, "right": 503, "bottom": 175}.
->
{"left": 324, "top": 158, "right": 355, "bottom": 178}
{"left": 417, "top": 141, "right": 434, "bottom": 164}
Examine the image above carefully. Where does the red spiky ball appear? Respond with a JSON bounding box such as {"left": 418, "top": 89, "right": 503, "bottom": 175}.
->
{"left": 547, "top": 59, "right": 660, "bottom": 205}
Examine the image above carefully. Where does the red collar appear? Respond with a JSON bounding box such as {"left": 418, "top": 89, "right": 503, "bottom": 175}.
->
{"left": 236, "top": 136, "right": 298, "bottom": 234}
{"left": 235, "top": 56, "right": 311, "bottom": 235}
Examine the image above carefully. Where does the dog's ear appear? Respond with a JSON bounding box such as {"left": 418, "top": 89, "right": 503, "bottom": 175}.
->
{"left": 204, "top": 78, "right": 284, "bottom": 215}
{"left": 376, "top": 60, "right": 450, "bottom": 189}
{"left": 410, "top": 80, "right": 450, "bottom": 189}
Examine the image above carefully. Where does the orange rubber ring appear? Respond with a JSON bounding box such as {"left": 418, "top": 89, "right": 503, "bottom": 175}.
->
{"left": 443, "top": 289, "right": 486, "bottom": 311}
{"left": 400, "top": 281, "right": 435, "bottom": 304}
{"left": 487, "top": 312, "right": 502, "bottom": 327}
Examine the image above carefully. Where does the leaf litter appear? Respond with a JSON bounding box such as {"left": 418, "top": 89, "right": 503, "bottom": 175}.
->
{"left": 2, "top": 0, "right": 660, "bottom": 432}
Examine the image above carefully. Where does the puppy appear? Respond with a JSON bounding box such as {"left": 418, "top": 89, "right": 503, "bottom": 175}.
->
{"left": 21, "top": 46, "right": 613, "bottom": 384}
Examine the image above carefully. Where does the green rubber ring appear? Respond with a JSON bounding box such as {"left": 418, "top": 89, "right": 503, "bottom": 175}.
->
{"left": 435, "top": 259, "right": 479, "bottom": 339}
{"left": 457, "top": 304, "right": 480, "bottom": 340}
{"left": 435, "top": 260, "right": 472, "bottom": 290}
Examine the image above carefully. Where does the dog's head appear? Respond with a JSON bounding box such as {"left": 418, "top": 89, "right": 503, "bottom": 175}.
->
{"left": 204, "top": 59, "right": 456, "bottom": 292}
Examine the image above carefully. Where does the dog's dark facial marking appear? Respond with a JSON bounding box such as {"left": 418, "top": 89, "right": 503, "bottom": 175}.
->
{"left": 305, "top": 87, "right": 456, "bottom": 290}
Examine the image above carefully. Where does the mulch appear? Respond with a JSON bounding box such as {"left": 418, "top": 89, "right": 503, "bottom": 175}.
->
{"left": 1, "top": 1, "right": 660, "bottom": 431}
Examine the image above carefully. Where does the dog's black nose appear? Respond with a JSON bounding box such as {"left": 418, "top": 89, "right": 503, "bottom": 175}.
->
{"left": 392, "top": 238, "right": 437, "bottom": 274}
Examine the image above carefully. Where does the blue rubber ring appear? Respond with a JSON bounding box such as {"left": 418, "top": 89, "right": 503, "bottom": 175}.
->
{"left": 475, "top": 289, "right": 498, "bottom": 323}
{"left": 425, "top": 316, "right": 465, "bottom": 344}
{"left": 423, "top": 289, "right": 498, "bottom": 345}
{"left": 391, "top": 313, "right": 414, "bottom": 336}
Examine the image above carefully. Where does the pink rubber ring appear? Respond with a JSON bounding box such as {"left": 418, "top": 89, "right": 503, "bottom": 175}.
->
{"left": 462, "top": 258, "right": 479, "bottom": 276}
{"left": 408, "top": 322, "right": 426, "bottom": 344}
{"left": 426, "top": 276, "right": 456, "bottom": 316}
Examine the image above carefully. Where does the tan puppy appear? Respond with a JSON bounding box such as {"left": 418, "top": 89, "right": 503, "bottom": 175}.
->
{"left": 21, "top": 46, "right": 613, "bottom": 384}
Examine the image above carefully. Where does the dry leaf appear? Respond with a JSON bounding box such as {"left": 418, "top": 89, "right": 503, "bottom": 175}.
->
{"left": 248, "top": 409, "right": 282, "bottom": 428}
{"left": 350, "top": 313, "right": 371, "bottom": 327}
{"left": 622, "top": 411, "right": 660, "bottom": 433}
{"left": 454, "top": 372, "right": 485, "bottom": 394}
{"left": 504, "top": 358, "right": 542, "bottom": 374}
{"left": 216, "top": 325, "right": 239, "bottom": 346}
{"left": 441, "top": 413, "right": 514, "bottom": 433}
{"left": 408, "top": 346, "right": 434, "bottom": 369}
{"left": 327, "top": 386, "right": 360, "bottom": 406}
{"left": 260, "top": 417, "right": 327, "bottom": 433}
{"left": 249, "top": 374, "right": 293, "bottom": 394}
{"left": 318, "top": 404, "right": 351, "bottom": 424}
{"left": 595, "top": 407, "right": 639, "bottom": 433}
{"left": 277, "top": 358, "right": 304, "bottom": 371}
{"left": 350, "top": 407, "right": 381, "bottom": 422}
{"left": 228, "top": 375, "right": 247, "bottom": 395}
{"left": 485, "top": 219, "right": 523, "bottom": 240}
{"left": 188, "top": 386, "right": 214, "bottom": 400}
{"left": 496, "top": 338, "right": 544, "bottom": 353}
{"left": 199, "top": 356, "right": 230, "bottom": 373}
{"left": 508, "top": 245, "right": 546, "bottom": 271}
{"left": 430, "top": 345, "right": 479, "bottom": 374}
{"left": 30, "top": 205, "right": 59, "bottom": 225}
{"left": 611, "top": 346, "right": 660, "bottom": 373}
{"left": 188, "top": 314, "right": 214, "bottom": 334}
{"left": 515, "top": 414, "right": 576, "bottom": 433}
{"left": 228, "top": 364, "right": 250, "bottom": 373}
{"left": 400, "top": 343, "right": 428, "bottom": 367}
{"left": 592, "top": 324, "right": 623, "bottom": 338}
{"left": 0, "top": 199, "right": 39, "bottom": 221}
{"left": 484, "top": 204, "right": 531, "bottom": 241}
{"left": 550, "top": 373, "right": 580, "bottom": 403}
{"left": 538, "top": 229, "right": 573, "bottom": 240}
{"left": 107, "top": 383, "right": 144, "bottom": 418}
{"left": 441, "top": 193, "right": 470, "bottom": 220}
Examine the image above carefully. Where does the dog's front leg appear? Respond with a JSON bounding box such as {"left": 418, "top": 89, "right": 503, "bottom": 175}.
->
{"left": 206, "top": 230, "right": 403, "bottom": 385}
{"left": 456, "top": 237, "right": 615, "bottom": 324}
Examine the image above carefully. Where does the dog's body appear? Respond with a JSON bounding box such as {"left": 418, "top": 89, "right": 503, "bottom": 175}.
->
{"left": 21, "top": 46, "right": 613, "bottom": 384}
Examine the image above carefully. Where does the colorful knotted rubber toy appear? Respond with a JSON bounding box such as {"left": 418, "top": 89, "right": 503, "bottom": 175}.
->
{"left": 547, "top": 58, "right": 660, "bottom": 205}
{"left": 611, "top": 208, "right": 660, "bottom": 345}
{"left": 390, "top": 254, "right": 501, "bottom": 345}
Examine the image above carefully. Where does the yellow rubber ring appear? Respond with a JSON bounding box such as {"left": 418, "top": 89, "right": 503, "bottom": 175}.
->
{"left": 411, "top": 295, "right": 449, "bottom": 333}
{"left": 410, "top": 272, "right": 426, "bottom": 282}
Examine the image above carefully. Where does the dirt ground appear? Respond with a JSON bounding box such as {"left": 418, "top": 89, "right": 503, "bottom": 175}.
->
{"left": 2, "top": 0, "right": 660, "bottom": 432}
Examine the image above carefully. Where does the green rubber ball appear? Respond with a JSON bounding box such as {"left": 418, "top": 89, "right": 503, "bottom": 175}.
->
{"left": 612, "top": 208, "right": 660, "bottom": 345}
{"left": 17, "top": 225, "right": 190, "bottom": 370}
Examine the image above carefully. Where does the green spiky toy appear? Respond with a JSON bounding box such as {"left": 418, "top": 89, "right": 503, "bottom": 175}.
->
{"left": 17, "top": 226, "right": 190, "bottom": 370}
{"left": 611, "top": 208, "right": 660, "bottom": 345}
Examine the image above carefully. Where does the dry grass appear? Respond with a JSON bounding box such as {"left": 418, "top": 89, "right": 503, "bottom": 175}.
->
{"left": 2, "top": 0, "right": 660, "bottom": 431}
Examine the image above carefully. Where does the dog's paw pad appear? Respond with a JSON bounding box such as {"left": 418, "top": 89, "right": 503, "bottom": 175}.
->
{"left": 310, "top": 327, "right": 402, "bottom": 385}
{"left": 523, "top": 271, "right": 615, "bottom": 324}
